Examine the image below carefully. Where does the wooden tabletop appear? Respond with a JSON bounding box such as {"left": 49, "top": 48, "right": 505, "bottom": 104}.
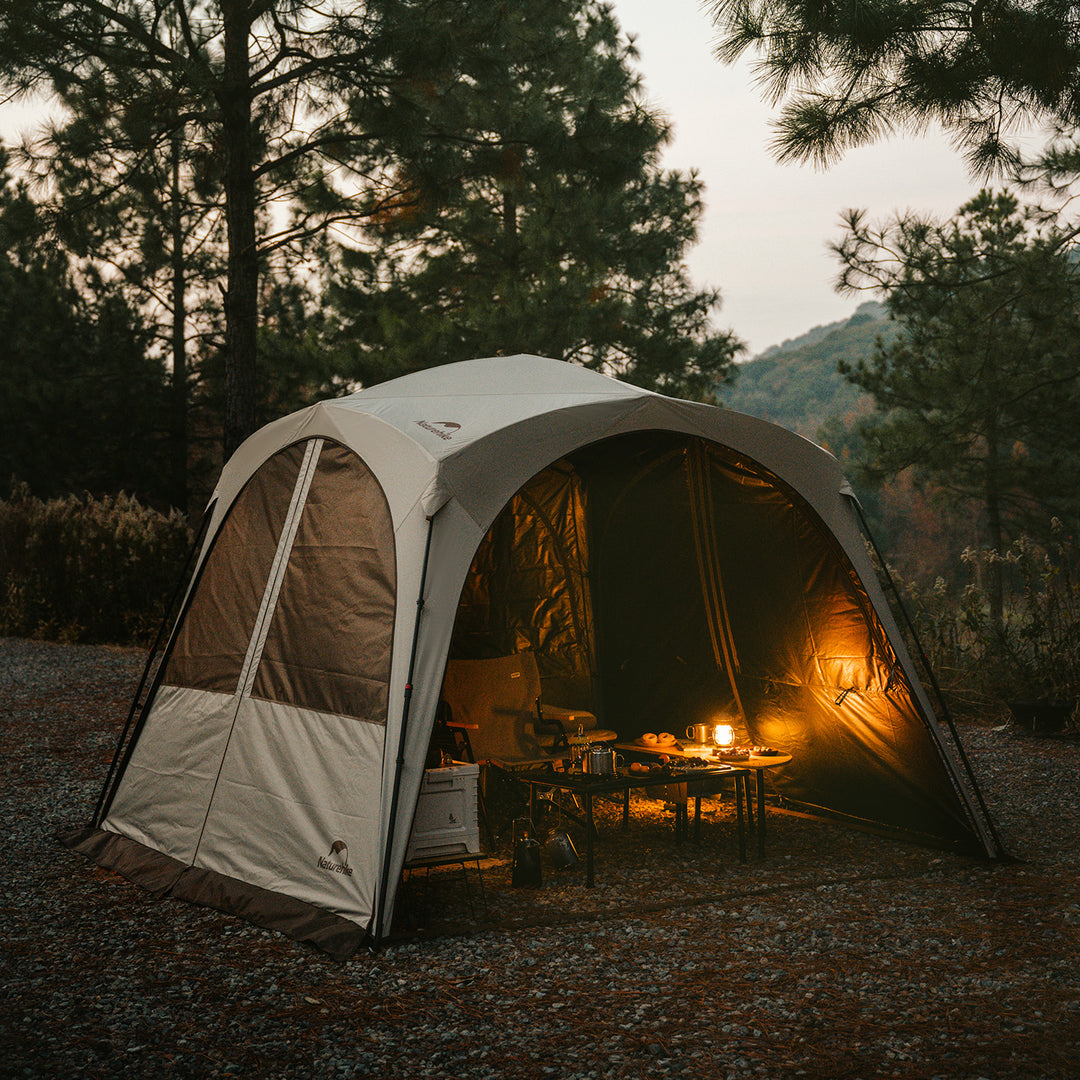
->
{"left": 615, "top": 741, "right": 792, "bottom": 769}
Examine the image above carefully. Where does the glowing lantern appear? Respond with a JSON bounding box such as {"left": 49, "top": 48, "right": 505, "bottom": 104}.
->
{"left": 713, "top": 723, "right": 736, "bottom": 750}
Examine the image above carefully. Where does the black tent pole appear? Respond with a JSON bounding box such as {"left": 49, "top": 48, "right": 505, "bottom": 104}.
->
{"left": 851, "top": 499, "right": 1005, "bottom": 856}
{"left": 374, "top": 511, "right": 437, "bottom": 945}
{"left": 90, "top": 507, "right": 212, "bottom": 829}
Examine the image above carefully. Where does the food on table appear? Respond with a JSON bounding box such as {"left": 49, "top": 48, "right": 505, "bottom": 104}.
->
{"left": 718, "top": 747, "right": 750, "bottom": 760}
{"left": 717, "top": 744, "right": 783, "bottom": 759}
{"left": 638, "top": 733, "right": 659, "bottom": 745}
{"left": 628, "top": 760, "right": 668, "bottom": 775}
{"left": 657, "top": 732, "right": 676, "bottom": 746}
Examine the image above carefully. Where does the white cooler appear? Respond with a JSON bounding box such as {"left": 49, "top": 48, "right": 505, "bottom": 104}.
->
{"left": 405, "top": 761, "right": 481, "bottom": 862}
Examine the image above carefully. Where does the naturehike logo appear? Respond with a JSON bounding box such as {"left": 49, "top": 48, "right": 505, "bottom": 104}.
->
{"left": 415, "top": 420, "right": 461, "bottom": 441}
{"left": 318, "top": 840, "right": 353, "bottom": 877}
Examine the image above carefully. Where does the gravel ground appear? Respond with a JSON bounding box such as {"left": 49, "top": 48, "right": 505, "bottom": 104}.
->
{"left": 2, "top": 636, "right": 1079, "bottom": 1080}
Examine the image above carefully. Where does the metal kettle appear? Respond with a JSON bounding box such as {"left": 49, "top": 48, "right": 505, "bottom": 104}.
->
{"left": 584, "top": 743, "right": 618, "bottom": 776}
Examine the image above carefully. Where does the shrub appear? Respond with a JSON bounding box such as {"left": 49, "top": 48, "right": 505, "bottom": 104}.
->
{"left": 894, "top": 521, "right": 1080, "bottom": 722}
{"left": 0, "top": 483, "right": 193, "bottom": 645}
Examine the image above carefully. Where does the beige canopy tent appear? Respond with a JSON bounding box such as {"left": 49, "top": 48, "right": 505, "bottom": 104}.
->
{"left": 63, "top": 356, "right": 1000, "bottom": 958}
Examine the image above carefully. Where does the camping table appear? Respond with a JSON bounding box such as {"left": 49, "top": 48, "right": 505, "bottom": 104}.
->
{"left": 615, "top": 743, "right": 792, "bottom": 860}
{"left": 510, "top": 764, "right": 739, "bottom": 887}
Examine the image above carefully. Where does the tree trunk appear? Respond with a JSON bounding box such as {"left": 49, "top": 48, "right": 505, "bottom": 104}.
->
{"left": 169, "top": 127, "right": 188, "bottom": 513}
{"left": 220, "top": 0, "right": 258, "bottom": 459}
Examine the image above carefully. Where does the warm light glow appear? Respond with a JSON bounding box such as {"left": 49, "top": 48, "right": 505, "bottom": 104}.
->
{"left": 713, "top": 723, "right": 735, "bottom": 749}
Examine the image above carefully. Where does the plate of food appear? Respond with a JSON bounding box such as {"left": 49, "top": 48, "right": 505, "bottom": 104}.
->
{"left": 717, "top": 747, "right": 751, "bottom": 761}
{"left": 717, "top": 745, "right": 784, "bottom": 761}
{"left": 636, "top": 732, "right": 678, "bottom": 748}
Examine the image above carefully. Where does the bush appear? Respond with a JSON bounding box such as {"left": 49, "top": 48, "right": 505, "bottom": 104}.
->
{"left": 0, "top": 483, "right": 193, "bottom": 645}
{"left": 895, "top": 521, "right": 1080, "bottom": 723}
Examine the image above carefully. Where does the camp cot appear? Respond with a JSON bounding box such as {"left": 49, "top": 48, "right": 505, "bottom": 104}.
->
{"left": 62, "top": 355, "right": 1001, "bottom": 958}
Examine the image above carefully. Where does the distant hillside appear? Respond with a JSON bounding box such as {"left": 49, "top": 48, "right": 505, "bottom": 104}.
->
{"left": 720, "top": 301, "right": 894, "bottom": 440}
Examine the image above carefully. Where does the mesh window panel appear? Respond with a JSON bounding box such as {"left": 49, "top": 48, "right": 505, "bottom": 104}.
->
{"left": 163, "top": 443, "right": 307, "bottom": 693}
{"left": 252, "top": 442, "right": 396, "bottom": 724}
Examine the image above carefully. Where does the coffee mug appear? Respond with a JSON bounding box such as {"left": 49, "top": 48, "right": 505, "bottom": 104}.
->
{"left": 686, "top": 723, "right": 711, "bottom": 744}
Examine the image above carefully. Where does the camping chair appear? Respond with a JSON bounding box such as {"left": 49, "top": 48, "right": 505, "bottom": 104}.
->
{"left": 441, "top": 652, "right": 552, "bottom": 767}
{"left": 441, "top": 652, "right": 594, "bottom": 832}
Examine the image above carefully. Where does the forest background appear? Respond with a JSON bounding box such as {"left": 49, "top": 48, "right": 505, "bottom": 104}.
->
{"left": 1, "top": 0, "right": 1079, "bottom": 728}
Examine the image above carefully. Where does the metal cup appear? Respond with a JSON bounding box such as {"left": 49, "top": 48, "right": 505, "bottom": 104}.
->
{"left": 686, "top": 723, "right": 711, "bottom": 744}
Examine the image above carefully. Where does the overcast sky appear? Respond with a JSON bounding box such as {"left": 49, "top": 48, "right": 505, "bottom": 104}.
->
{"left": 1, "top": 1, "right": 989, "bottom": 356}
{"left": 612, "top": 0, "right": 984, "bottom": 354}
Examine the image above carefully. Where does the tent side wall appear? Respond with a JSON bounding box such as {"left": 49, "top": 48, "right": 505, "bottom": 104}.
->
{"left": 67, "top": 434, "right": 412, "bottom": 958}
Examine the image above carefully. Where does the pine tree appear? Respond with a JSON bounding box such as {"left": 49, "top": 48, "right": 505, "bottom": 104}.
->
{"left": 0, "top": 0, "right": 529, "bottom": 454}
{"left": 20, "top": 72, "right": 226, "bottom": 511}
{"left": 835, "top": 190, "right": 1080, "bottom": 628}
{"left": 0, "top": 147, "right": 169, "bottom": 502}
{"left": 324, "top": 0, "right": 743, "bottom": 400}
{"left": 710, "top": 0, "right": 1080, "bottom": 173}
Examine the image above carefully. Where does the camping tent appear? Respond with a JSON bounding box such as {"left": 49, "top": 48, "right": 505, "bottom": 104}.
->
{"left": 64, "top": 356, "right": 1000, "bottom": 958}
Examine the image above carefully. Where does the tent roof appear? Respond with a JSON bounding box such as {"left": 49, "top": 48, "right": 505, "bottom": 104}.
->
{"left": 219, "top": 355, "right": 849, "bottom": 531}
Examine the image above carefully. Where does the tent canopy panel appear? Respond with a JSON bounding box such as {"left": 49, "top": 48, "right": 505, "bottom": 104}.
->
{"left": 195, "top": 697, "right": 383, "bottom": 923}
{"left": 443, "top": 428, "right": 984, "bottom": 852}
{"left": 103, "top": 686, "right": 238, "bottom": 863}
{"left": 164, "top": 442, "right": 306, "bottom": 694}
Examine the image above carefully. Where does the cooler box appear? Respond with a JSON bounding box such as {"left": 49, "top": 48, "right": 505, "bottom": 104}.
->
{"left": 406, "top": 761, "right": 480, "bottom": 862}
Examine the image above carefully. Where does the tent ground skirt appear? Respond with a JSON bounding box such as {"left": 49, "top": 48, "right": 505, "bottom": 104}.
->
{"left": 59, "top": 827, "right": 367, "bottom": 960}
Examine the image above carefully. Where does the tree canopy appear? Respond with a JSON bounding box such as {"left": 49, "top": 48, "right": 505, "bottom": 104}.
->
{"left": 324, "top": 0, "right": 741, "bottom": 400}
{"left": 0, "top": 147, "right": 170, "bottom": 503}
{"left": 0, "top": 0, "right": 520, "bottom": 454}
{"left": 2, "top": 0, "right": 740, "bottom": 464}
{"left": 709, "top": 0, "right": 1080, "bottom": 172}
{"left": 834, "top": 189, "right": 1080, "bottom": 624}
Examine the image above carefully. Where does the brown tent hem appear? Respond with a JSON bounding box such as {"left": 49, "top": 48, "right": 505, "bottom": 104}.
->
{"left": 58, "top": 827, "right": 368, "bottom": 961}
{"left": 770, "top": 801, "right": 1008, "bottom": 860}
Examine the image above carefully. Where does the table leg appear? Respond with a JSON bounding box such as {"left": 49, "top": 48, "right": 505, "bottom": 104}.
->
{"left": 622, "top": 786, "right": 630, "bottom": 830}
{"left": 756, "top": 769, "right": 766, "bottom": 859}
{"left": 694, "top": 794, "right": 702, "bottom": 846}
{"left": 585, "top": 790, "right": 595, "bottom": 888}
{"left": 735, "top": 774, "right": 747, "bottom": 863}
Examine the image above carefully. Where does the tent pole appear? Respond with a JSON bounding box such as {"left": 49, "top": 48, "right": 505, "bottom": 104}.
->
{"left": 851, "top": 499, "right": 1006, "bottom": 857}
{"left": 374, "top": 511, "right": 438, "bottom": 945}
{"left": 91, "top": 506, "right": 212, "bottom": 829}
